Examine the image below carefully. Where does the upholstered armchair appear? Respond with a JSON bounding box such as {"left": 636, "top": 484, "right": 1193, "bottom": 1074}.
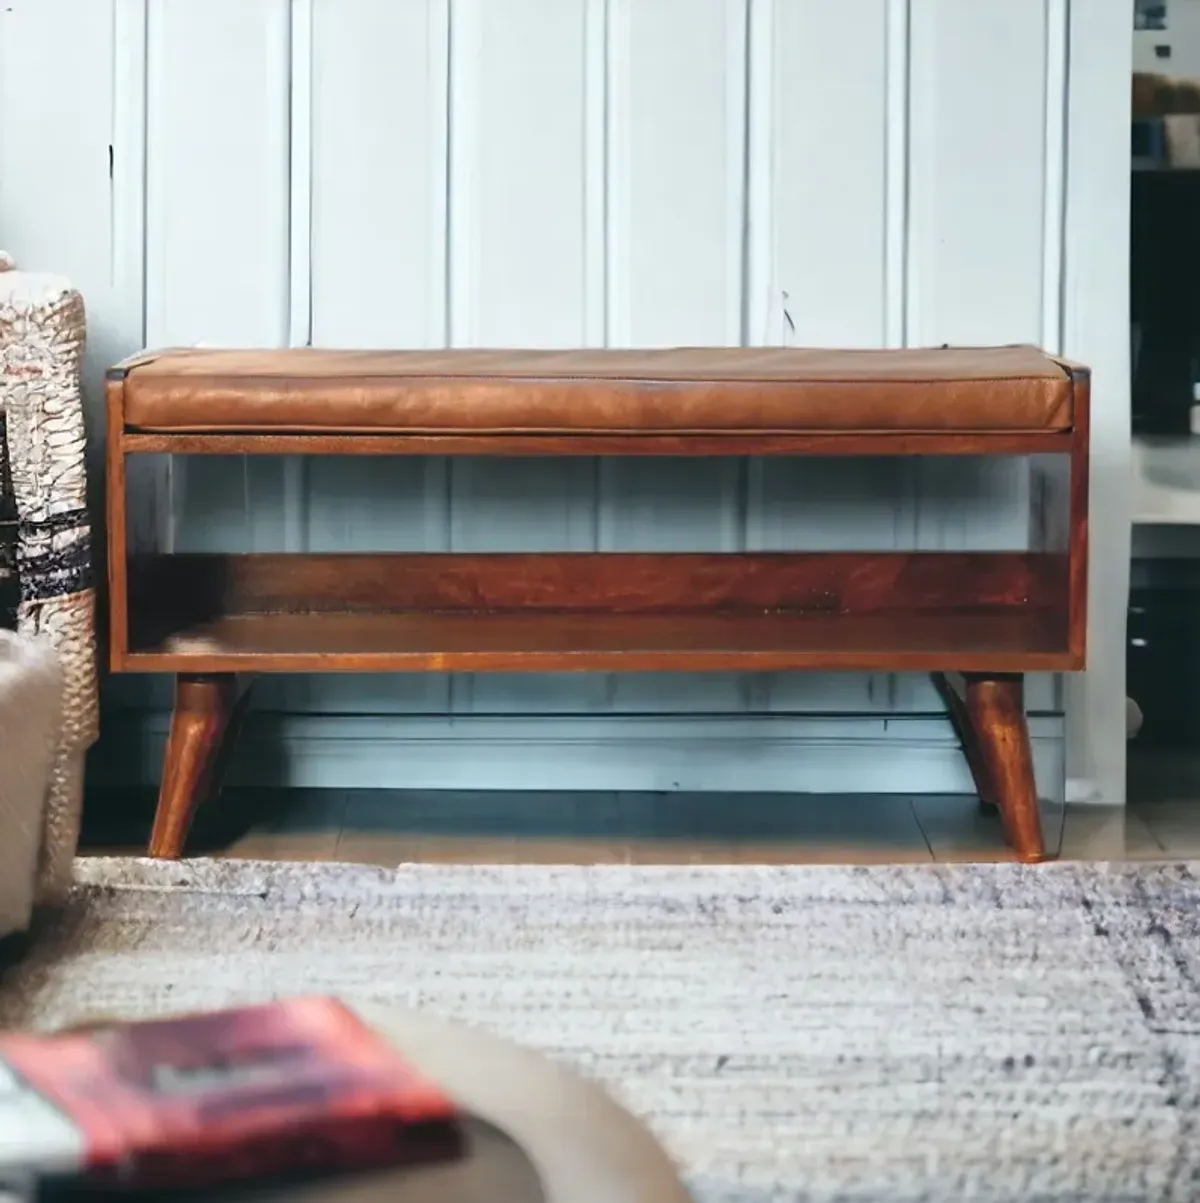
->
{"left": 0, "top": 252, "right": 99, "bottom": 929}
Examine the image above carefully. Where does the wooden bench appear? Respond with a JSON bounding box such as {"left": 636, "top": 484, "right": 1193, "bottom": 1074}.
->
{"left": 105, "top": 346, "right": 1089, "bottom": 864}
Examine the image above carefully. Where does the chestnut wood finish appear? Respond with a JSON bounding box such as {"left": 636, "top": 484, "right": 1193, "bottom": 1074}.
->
{"left": 128, "top": 551, "right": 1069, "bottom": 619}
{"left": 932, "top": 672, "right": 998, "bottom": 810}
{"left": 105, "top": 356, "right": 1090, "bottom": 863}
{"left": 148, "top": 674, "right": 249, "bottom": 859}
{"left": 963, "top": 674, "right": 1046, "bottom": 862}
{"left": 121, "top": 610, "right": 1070, "bottom": 677}
{"left": 121, "top": 430, "right": 1075, "bottom": 458}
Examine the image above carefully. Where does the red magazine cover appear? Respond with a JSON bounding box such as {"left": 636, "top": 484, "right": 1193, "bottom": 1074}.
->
{"left": 0, "top": 997, "right": 464, "bottom": 1192}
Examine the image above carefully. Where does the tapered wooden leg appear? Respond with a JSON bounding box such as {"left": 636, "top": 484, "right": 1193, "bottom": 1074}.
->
{"left": 962, "top": 673, "right": 1047, "bottom": 863}
{"left": 149, "top": 673, "right": 246, "bottom": 859}
{"left": 932, "top": 672, "right": 998, "bottom": 809}
{"left": 207, "top": 676, "right": 255, "bottom": 803}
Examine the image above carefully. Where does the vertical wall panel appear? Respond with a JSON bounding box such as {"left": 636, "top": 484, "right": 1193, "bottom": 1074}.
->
{"left": 746, "top": 0, "right": 896, "bottom": 550}
{"left": 746, "top": 0, "right": 890, "bottom": 349}
{"left": 111, "top": 0, "right": 165, "bottom": 560}
{"left": 743, "top": 0, "right": 902, "bottom": 713}
{"left": 904, "top": 0, "right": 1056, "bottom": 712}
{"left": 448, "top": 0, "right": 594, "bottom": 349}
{"left": 0, "top": 0, "right": 159, "bottom": 713}
{"left": 270, "top": 0, "right": 312, "bottom": 571}
{"left": 1029, "top": 0, "right": 1070, "bottom": 719}
{"left": 145, "top": 0, "right": 291, "bottom": 553}
{"left": 106, "top": 0, "right": 175, "bottom": 713}
{"left": 0, "top": 0, "right": 116, "bottom": 383}
{"left": 606, "top": 0, "right": 745, "bottom": 348}
{"left": 310, "top": 0, "right": 448, "bottom": 349}
{"left": 598, "top": 0, "right": 749, "bottom": 713}
{"left": 907, "top": 0, "right": 1047, "bottom": 553}
{"left": 1062, "top": 0, "right": 1132, "bottom": 803}
{"left": 907, "top": 0, "right": 1050, "bottom": 346}
{"left": 446, "top": 0, "right": 605, "bottom": 713}
{"left": 291, "top": 0, "right": 452, "bottom": 714}
{"left": 0, "top": 0, "right": 115, "bottom": 550}
{"left": 144, "top": 1, "right": 291, "bottom": 347}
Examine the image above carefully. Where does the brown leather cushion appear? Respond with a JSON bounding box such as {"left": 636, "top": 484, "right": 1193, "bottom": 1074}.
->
{"left": 118, "top": 345, "right": 1074, "bottom": 435}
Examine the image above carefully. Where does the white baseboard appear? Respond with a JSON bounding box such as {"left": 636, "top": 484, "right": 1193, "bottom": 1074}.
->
{"left": 89, "top": 712, "right": 1066, "bottom": 802}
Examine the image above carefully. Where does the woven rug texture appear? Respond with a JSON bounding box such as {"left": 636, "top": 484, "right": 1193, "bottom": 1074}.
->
{"left": 1, "top": 856, "right": 1198, "bottom": 1203}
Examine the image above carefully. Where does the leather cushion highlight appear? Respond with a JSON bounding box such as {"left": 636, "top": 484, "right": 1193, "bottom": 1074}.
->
{"left": 119, "top": 345, "right": 1074, "bottom": 435}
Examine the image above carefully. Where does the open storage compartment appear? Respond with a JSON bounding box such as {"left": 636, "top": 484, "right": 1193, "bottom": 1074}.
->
{"left": 121, "top": 549, "right": 1075, "bottom": 675}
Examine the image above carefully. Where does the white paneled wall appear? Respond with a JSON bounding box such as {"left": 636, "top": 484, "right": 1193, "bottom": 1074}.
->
{"left": 0, "top": 0, "right": 1130, "bottom": 801}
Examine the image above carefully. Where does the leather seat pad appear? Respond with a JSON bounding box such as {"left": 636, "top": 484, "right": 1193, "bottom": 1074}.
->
{"left": 118, "top": 345, "right": 1074, "bottom": 435}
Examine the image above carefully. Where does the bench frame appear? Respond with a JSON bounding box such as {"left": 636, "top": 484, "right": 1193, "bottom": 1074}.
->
{"left": 105, "top": 360, "right": 1089, "bottom": 865}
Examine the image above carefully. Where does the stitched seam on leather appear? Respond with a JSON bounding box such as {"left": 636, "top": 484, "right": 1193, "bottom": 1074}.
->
{"left": 129, "top": 374, "right": 1068, "bottom": 388}
{"left": 124, "top": 424, "right": 1072, "bottom": 436}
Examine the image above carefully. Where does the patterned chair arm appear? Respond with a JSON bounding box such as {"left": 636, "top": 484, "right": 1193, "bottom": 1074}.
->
{"left": 0, "top": 254, "right": 16, "bottom": 630}
{"left": 0, "top": 252, "right": 99, "bottom": 902}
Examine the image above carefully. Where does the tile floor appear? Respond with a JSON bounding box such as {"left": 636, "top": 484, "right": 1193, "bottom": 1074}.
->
{"left": 78, "top": 750, "right": 1197, "bottom": 866}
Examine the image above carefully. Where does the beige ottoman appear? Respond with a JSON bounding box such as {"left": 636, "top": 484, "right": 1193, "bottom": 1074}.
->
{"left": 104, "top": 1005, "right": 693, "bottom": 1203}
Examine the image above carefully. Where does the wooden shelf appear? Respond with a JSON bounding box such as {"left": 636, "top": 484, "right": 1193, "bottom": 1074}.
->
{"left": 119, "top": 552, "right": 1076, "bottom": 673}
{"left": 124, "top": 608, "right": 1074, "bottom": 675}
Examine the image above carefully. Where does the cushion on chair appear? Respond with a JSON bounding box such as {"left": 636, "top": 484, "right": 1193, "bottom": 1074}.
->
{"left": 116, "top": 345, "right": 1075, "bottom": 436}
{"left": 0, "top": 630, "right": 63, "bottom": 937}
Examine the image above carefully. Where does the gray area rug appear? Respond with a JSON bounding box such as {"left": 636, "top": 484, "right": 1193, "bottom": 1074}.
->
{"left": 2, "top": 857, "right": 1199, "bottom": 1203}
